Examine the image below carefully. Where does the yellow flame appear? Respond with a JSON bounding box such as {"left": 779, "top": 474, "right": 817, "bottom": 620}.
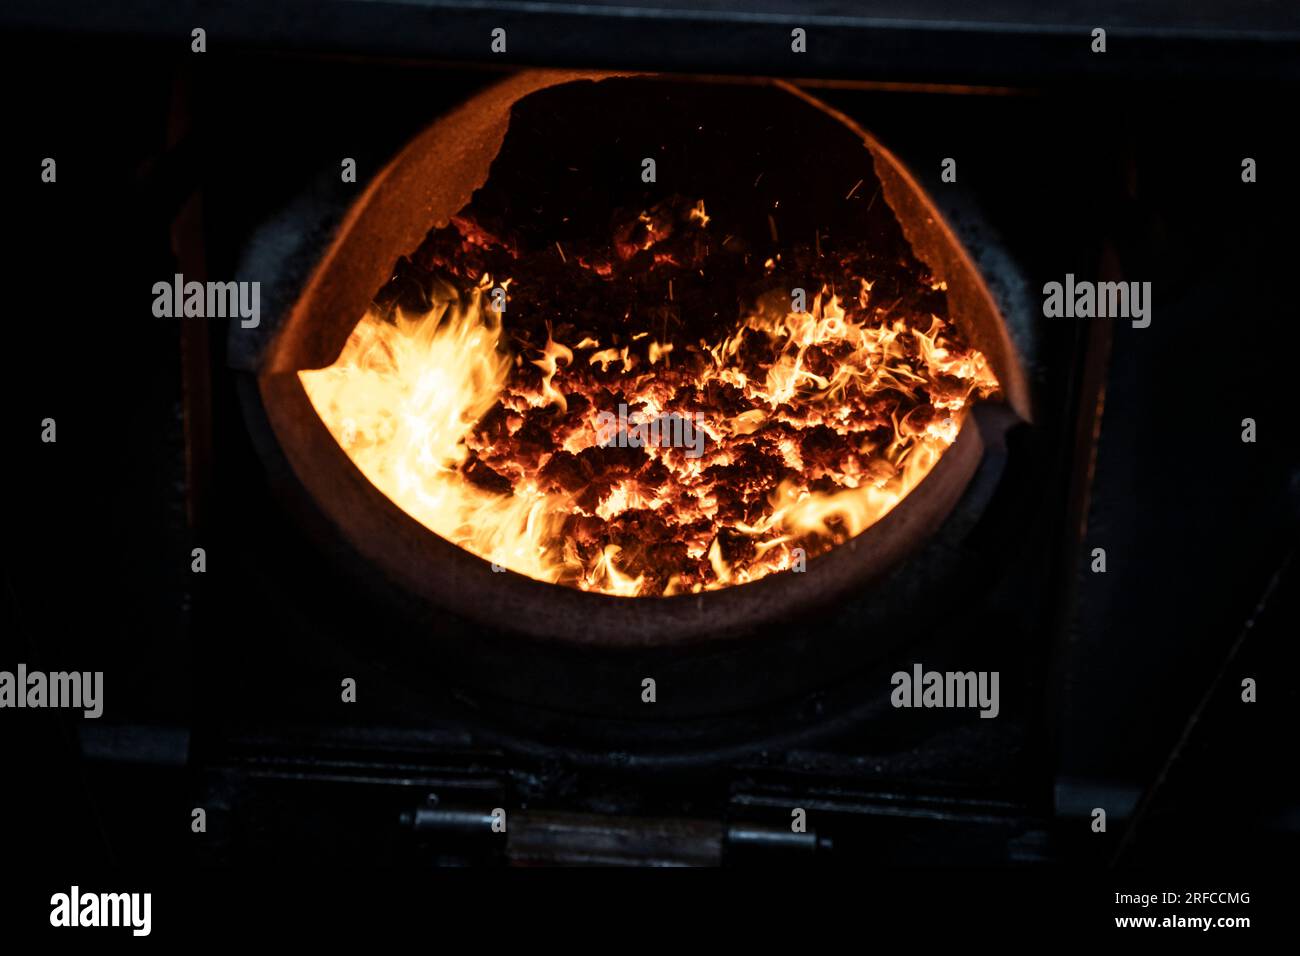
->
{"left": 303, "top": 277, "right": 579, "bottom": 585}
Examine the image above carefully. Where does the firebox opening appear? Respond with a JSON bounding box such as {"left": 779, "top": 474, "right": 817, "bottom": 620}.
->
{"left": 255, "top": 72, "right": 1027, "bottom": 643}
{"left": 294, "top": 75, "right": 1011, "bottom": 598}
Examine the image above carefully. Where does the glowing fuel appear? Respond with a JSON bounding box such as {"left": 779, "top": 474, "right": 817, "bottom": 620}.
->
{"left": 301, "top": 201, "right": 999, "bottom": 597}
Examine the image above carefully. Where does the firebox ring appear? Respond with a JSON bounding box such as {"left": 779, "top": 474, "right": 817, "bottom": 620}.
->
{"left": 239, "top": 70, "right": 1031, "bottom": 650}
{"left": 263, "top": 367, "right": 986, "bottom": 648}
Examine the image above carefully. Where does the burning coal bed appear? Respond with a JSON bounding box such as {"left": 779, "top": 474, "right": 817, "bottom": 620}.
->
{"left": 301, "top": 191, "right": 999, "bottom": 598}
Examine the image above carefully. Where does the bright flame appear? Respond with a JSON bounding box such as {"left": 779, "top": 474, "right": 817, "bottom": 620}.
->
{"left": 301, "top": 277, "right": 573, "bottom": 584}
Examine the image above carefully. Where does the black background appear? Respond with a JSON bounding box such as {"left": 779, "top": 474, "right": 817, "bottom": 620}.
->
{"left": 2, "top": 1, "right": 1298, "bottom": 935}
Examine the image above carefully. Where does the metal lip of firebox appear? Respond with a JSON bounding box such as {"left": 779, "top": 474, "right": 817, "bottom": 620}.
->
{"left": 249, "top": 70, "right": 1029, "bottom": 648}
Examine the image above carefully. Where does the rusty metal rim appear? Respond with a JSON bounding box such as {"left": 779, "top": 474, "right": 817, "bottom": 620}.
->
{"left": 255, "top": 70, "right": 1017, "bottom": 648}
{"left": 260, "top": 366, "right": 985, "bottom": 648}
